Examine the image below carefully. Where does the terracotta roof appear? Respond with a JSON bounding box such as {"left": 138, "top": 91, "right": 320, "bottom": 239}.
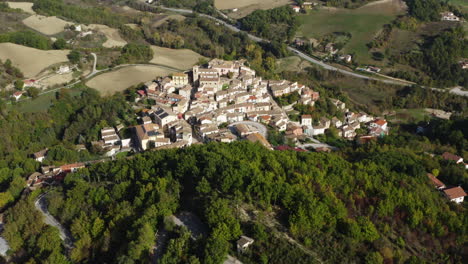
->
{"left": 374, "top": 119, "right": 387, "bottom": 126}
{"left": 443, "top": 187, "right": 467, "bottom": 200}
{"left": 427, "top": 173, "right": 445, "bottom": 189}
{"left": 60, "top": 163, "right": 85, "bottom": 172}
{"left": 442, "top": 152, "right": 462, "bottom": 162}
{"left": 33, "top": 149, "right": 48, "bottom": 158}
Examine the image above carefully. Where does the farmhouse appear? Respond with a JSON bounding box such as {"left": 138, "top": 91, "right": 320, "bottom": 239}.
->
{"left": 440, "top": 12, "right": 460, "bottom": 22}
{"left": 56, "top": 65, "right": 71, "bottom": 74}
{"left": 443, "top": 187, "right": 466, "bottom": 204}
{"left": 11, "top": 91, "right": 23, "bottom": 101}
{"left": 33, "top": 149, "right": 48, "bottom": 163}
{"left": 442, "top": 152, "right": 463, "bottom": 164}
{"left": 427, "top": 173, "right": 446, "bottom": 190}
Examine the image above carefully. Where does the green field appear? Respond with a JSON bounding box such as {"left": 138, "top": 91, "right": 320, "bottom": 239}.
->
{"left": 14, "top": 88, "right": 82, "bottom": 112}
{"left": 297, "top": 2, "right": 405, "bottom": 64}
{"left": 448, "top": 0, "right": 468, "bottom": 8}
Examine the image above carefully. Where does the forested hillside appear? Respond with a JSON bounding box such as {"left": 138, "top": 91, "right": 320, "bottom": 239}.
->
{"left": 3, "top": 141, "right": 466, "bottom": 263}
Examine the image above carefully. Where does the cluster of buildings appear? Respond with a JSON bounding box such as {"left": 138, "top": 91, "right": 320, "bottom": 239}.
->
{"left": 427, "top": 172, "right": 466, "bottom": 204}
{"left": 298, "top": 99, "right": 389, "bottom": 141}
{"left": 134, "top": 59, "right": 320, "bottom": 149}
{"left": 92, "top": 126, "right": 131, "bottom": 156}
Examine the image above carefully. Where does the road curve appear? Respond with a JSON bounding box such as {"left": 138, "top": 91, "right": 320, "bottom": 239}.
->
{"left": 159, "top": 5, "right": 468, "bottom": 97}
{"left": 35, "top": 193, "right": 74, "bottom": 249}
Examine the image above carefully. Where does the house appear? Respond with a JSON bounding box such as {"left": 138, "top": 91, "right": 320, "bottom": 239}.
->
{"left": 301, "top": 115, "right": 312, "bottom": 126}
{"left": 135, "top": 123, "right": 163, "bottom": 151}
{"left": 427, "top": 173, "right": 446, "bottom": 190}
{"left": 153, "top": 107, "right": 178, "bottom": 127}
{"left": 287, "top": 124, "right": 303, "bottom": 136}
{"left": 329, "top": 98, "right": 345, "bottom": 110}
{"left": 235, "top": 124, "right": 258, "bottom": 137}
{"left": 442, "top": 152, "right": 464, "bottom": 164}
{"left": 172, "top": 72, "right": 189, "bottom": 87}
{"left": 331, "top": 117, "right": 342, "bottom": 128}
{"left": 27, "top": 172, "right": 43, "bottom": 187}
{"left": 443, "top": 187, "right": 466, "bottom": 204}
{"left": 60, "top": 163, "right": 85, "bottom": 173}
{"left": 141, "top": 116, "right": 152, "bottom": 125}
{"left": 11, "top": 91, "right": 23, "bottom": 101}
{"left": 342, "top": 126, "right": 356, "bottom": 139}
{"left": 246, "top": 133, "right": 272, "bottom": 150}
{"left": 23, "top": 79, "right": 39, "bottom": 88}
{"left": 312, "top": 124, "right": 326, "bottom": 136}
{"left": 56, "top": 65, "right": 71, "bottom": 74}
{"left": 291, "top": 5, "right": 301, "bottom": 12}
{"left": 370, "top": 119, "right": 388, "bottom": 131}
{"left": 33, "top": 149, "right": 48, "bottom": 163}
{"left": 101, "top": 127, "right": 120, "bottom": 146}
{"left": 237, "top": 236, "right": 254, "bottom": 253}
{"left": 440, "top": 12, "right": 460, "bottom": 21}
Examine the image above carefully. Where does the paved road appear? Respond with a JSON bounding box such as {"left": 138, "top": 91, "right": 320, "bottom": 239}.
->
{"left": 35, "top": 193, "right": 74, "bottom": 249}
{"left": 229, "top": 121, "right": 268, "bottom": 137}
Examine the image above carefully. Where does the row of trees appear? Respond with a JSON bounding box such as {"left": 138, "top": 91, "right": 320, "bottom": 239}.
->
{"left": 0, "top": 31, "right": 52, "bottom": 50}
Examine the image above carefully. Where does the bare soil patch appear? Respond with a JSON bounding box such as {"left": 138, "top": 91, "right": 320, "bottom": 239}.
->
{"left": 87, "top": 24, "right": 127, "bottom": 48}
{"left": 150, "top": 46, "right": 205, "bottom": 70}
{"left": 86, "top": 66, "right": 176, "bottom": 96}
{"left": 6, "top": 2, "right": 35, "bottom": 14}
{"left": 22, "top": 15, "right": 70, "bottom": 35}
{"left": 0, "top": 43, "right": 69, "bottom": 78}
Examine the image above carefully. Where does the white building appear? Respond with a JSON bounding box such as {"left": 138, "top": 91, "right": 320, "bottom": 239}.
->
{"left": 443, "top": 187, "right": 466, "bottom": 204}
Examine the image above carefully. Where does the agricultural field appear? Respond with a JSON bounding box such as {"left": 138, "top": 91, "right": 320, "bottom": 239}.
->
{"left": 87, "top": 24, "right": 127, "bottom": 48}
{"left": 297, "top": 0, "right": 406, "bottom": 64}
{"left": 6, "top": 2, "right": 35, "bottom": 14}
{"left": 86, "top": 65, "right": 176, "bottom": 96}
{"left": 275, "top": 56, "right": 311, "bottom": 73}
{"left": 22, "top": 15, "right": 70, "bottom": 35}
{"left": 216, "top": 0, "right": 292, "bottom": 19}
{"left": 0, "top": 43, "right": 69, "bottom": 78}
{"left": 150, "top": 46, "right": 205, "bottom": 70}
{"left": 40, "top": 72, "right": 75, "bottom": 88}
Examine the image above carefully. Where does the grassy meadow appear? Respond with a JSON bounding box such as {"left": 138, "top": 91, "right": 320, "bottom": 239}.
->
{"left": 297, "top": 0, "right": 406, "bottom": 64}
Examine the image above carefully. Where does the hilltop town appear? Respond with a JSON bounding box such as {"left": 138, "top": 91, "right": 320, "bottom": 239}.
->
{"left": 111, "top": 58, "right": 390, "bottom": 153}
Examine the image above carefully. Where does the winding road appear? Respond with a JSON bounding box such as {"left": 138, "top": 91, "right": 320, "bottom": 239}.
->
{"left": 35, "top": 193, "right": 74, "bottom": 249}
{"left": 159, "top": 5, "right": 468, "bottom": 97}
